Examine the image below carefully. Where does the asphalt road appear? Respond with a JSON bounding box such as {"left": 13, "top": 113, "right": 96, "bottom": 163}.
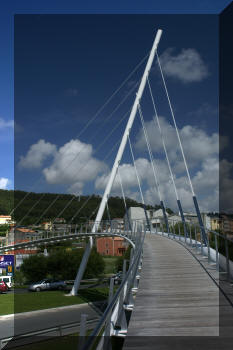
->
{"left": 0, "top": 303, "right": 100, "bottom": 340}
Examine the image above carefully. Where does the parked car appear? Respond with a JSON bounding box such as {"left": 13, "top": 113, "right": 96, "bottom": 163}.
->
{"left": 0, "top": 276, "right": 12, "bottom": 290}
{"left": 113, "top": 272, "right": 123, "bottom": 285}
{"left": 28, "top": 279, "right": 67, "bottom": 292}
{"left": 0, "top": 281, "right": 8, "bottom": 294}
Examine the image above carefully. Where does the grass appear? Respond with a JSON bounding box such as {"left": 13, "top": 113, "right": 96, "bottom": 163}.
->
{"left": 0, "top": 293, "right": 14, "bottom": 315}
{"left": 10, "top": 334, "right": 80, "bottom": 350}
{"left": 11, "top": 332, "right": 124, "bottom": 350}
{"left": 0, "top": 287, "right": 111, "bottom": 316}
{"left": 103, "top": 256, "right": 118, "bottom": 274}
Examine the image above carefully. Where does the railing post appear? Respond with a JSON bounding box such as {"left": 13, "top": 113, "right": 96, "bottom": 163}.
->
{"left": 78, "top": 313, "right": 88, "bottom": 350}
{"left": 215, "top": 234, "right": 219, "bottom": 271}
{"left": 207, "top": 232, "right": 211, "bottom": 263}
{"left": 194, "top": 225, "right": 198, "bottom": 251}
{"left": 200, "top": 229, "right": 203, "bottom": 255}
{"left": 225, "top": 237, "right": 230, "bottom": 281}
{"left": 189, "top": 224, "right": 192, "bottom": 246}
{"left": 178, "top": 223, "right": 181, "bottom": 241}
{"left": 184, "top": 223, "right": 187, "bottom": 244}
{"left": 103, "top": 277, "right": 114, "bottom": 349}
{"left": 116, "top": 260, "right": 127, "bottom": 333}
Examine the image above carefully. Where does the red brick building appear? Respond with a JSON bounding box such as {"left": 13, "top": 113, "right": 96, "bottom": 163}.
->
{"left": 96, "top": 237, "right": 128, "bottom": 256}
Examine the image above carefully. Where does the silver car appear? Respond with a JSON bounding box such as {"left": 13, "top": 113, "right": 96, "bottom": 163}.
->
{"left": 28, "top": 279, "right": 66, "bottom": 292}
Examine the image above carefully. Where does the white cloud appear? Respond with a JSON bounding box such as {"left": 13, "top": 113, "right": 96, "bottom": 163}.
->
{"left": 135, "top": 116, "right": 218, "bottom": 171}
{"left": 96, "top": 115, "right": 219, "bottom": 212}
{"left": 159, "top": 48, "right": 209, "bottom": 83}
{"left": 0, "top": 118, "right": 14, "bottom": 129}
{"left": 95, "top": 159, "right": 151, "bottom": 193}
{"left": 18, "top": 139, "right": 57, "bottom": 169}
{"left": 0, "top": 177, "right": 10, "bottom": 189}
{"left": 43, "top": 139, "right": 107, "bottom": 193}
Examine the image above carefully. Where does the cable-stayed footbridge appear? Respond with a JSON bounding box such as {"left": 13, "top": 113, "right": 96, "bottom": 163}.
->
{"left": 1, "top": 29, "right": 233, "bottom": 350}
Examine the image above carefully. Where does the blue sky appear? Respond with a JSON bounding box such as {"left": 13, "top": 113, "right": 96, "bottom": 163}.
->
{"left": 0, "top": 1, "right": 231, "bottom": 212}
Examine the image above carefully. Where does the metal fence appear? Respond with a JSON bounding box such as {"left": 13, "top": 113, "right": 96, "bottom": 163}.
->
{"left": 78, "top": 219, "right": 146, "bottom": 350}
{"left": 153, "top": 218, "right": 233, "bottom": 282}
{"left": 0, "top": 317, "right": 99, "bottom": 349}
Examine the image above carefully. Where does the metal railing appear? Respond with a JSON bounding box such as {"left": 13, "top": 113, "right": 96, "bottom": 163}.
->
{"left": 78, "top": 219, "right": 146, "bottom": 350}
{"left": 153, "top": 218, "right": 233, "bottom": 282}
{"left": 0, "top": 220, "right": 136, "bottom": 253}
{"left": 0, "top": 317, "right": 99, "bottom": 349}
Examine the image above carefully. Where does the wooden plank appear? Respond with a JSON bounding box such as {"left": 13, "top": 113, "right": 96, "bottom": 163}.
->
{"left": 123, "top": 234, "right": 220, "bottom": 345}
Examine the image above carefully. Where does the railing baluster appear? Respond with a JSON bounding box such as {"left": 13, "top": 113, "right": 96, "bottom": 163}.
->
{"left": 225, "top": 237, "right": 230, "bottom": 281}
{"left": 194, "top": 225, "right": 197, "bottom": 251}
{"left": 215, "top": 234, "right": 219, "bottom": 271}
{"left": 78, "top": 313, "right": 88, "bottom": 349}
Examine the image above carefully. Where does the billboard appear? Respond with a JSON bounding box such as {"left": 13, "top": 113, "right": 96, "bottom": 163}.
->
{"left": 0, "top": 255, "right": 14, "bottom": 276}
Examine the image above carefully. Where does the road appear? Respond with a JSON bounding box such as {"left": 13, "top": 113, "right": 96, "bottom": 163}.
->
{"left": 0, "top": 303, "right": 100, "bottom": 340}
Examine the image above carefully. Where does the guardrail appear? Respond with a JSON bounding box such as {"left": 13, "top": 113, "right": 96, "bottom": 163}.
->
{"left": 77, "top": 220, "right": 146, "bottom": 350}
{"left": 154, "top": 218, "right": 233, "bottom": 281}
{"left": 0, "top": 220, "right": 136, "bottom": 253}
{"left": 0, "top": 317, "right": 99, "bottom": 349}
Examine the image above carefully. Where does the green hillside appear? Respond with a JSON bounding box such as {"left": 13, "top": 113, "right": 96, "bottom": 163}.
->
{"left": 0, "top": 189, "right": 173, "bottom": 226}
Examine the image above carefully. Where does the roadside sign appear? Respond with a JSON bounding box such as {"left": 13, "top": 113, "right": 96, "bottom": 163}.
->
{"left": 0, "top": 255, "right": 14, "bottom": 275}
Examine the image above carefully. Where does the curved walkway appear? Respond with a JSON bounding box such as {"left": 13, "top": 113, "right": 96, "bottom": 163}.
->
{"left": 124, "top": 233, "right": 219, "bottom": 341}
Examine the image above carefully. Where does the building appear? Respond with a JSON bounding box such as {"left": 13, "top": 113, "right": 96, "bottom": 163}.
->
{"left": 42, "top": 221, "right": 53, "bottom": 231}
{"left": 5, "top": 227, "right": 40, "bottom": 255}
{"left": 183, "top": 213, "right": 199, "bottom": 225}
{"left": 96, "top": 237, "right": 128, "bottom": 256}
{"left": 53, "top": 218, "right": 66, "bottom": 224}
{"left": 168, "top": 215, "right": 182, "bottom": 224}
{"left": 202, "top": 213, "right": 211, "bottom": 230}
{"left": 209, "top": 215, "right": 221, "bottom": 231}
{"left": 125, "top": 207, "right": 171, "bottom": 230}
{"left": 221, "top": 215, "right": 233, "bottom": 234}
{"left": 0, "top": 215, "right": 13, "bottom": 225}
{"left": 111, "top": 218, "right": 124, "bottom": 231}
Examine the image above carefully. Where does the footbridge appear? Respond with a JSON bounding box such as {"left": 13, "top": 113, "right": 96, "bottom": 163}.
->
{"left": 1, "top": 219, "right": 233, "bottom": 349}
{"left": 2, "top": 29, "right": 233, "bottom": 350}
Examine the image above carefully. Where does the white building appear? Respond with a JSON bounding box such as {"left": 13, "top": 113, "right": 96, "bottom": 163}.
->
{"left": 0, "top": 215, "right": 12, "bottom": 225}
{"left": 125, "top": 207, "right": 170, "bottom": 230}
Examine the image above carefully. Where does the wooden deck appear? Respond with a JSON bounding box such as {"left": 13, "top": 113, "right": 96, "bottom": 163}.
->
{"left": 123, "top": 233, "right": 220, "bottom": 344}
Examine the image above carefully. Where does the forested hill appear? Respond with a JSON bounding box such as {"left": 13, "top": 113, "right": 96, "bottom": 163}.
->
{"left": 0, "top": 189, "right": 173, "bottom": 225}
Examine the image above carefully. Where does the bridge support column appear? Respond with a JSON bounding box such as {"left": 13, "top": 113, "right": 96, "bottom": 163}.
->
{"left": 69, "top": 238, "right": 93, "bottom": 296}
{"left": 192, "top": 195, "right": 208, "bottom": 246}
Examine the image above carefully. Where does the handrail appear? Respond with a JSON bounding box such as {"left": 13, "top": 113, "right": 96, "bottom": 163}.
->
{"left": 81, "top": 223, "right": 146, "bottom": 350}
{"left": 0, "top": 317, "right": 99, "bottom": 349}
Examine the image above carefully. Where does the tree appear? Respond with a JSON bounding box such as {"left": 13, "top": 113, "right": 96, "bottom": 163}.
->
{"left": 85, "top": 247, "right": 105, "bottom": 278}
{"left": 14, "top": 270, "right": 26, "bottom": 285}
{"left": 115, "top": 246, "right": 132, "bottom": 272}
{"left": 20, "top": 248, "right": 105, "bottom": 282}
{"left": 20, "top": 255, "right": 47, "bottom": 282}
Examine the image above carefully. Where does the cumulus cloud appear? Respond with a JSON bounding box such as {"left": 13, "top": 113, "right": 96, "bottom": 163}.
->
{"left": 19, "top": 139, "right": 57, "bottom": 169}
{"left": 0, "top": 118, "right": 14, "bottom": 129}
{"left": 43, "top": 139, "right": 107, "bottom": 193}
{"left": 0, "top": 177, "right": 10, "bottom": 189}
{"left": 159, "top": 48, "right": 209, "bottom": 83}
{"left": 96, "top": 159, "right": 151, "bottom": 192}
{"left": 96, "top": 115, "right": 219, "bottom": 212}
{"left": 135, "top": 116, "right": 218, "bottom": 171}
